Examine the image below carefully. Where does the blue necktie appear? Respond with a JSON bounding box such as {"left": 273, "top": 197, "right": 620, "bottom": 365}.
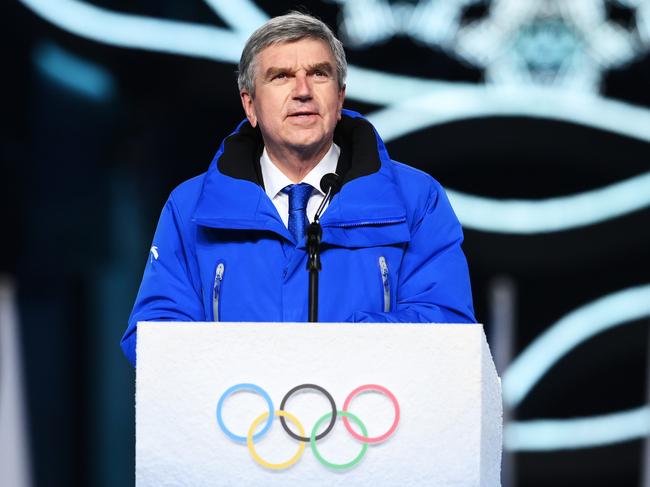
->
{"left": 283, "top": 183, "right": 313, "bottom": 243}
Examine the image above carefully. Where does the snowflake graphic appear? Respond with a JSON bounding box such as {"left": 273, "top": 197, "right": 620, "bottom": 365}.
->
{"left": 332, "top": 0, "right": 650, "bottom": 92}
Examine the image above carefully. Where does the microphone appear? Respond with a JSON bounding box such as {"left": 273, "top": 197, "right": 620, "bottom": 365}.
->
{"left": 314, "top": 173, "right": 342, "bottom": 223}
{"left": 306, "top": 173, "right": 341, "bottom": 322}
{"left": 320, "top": 173, "right": 342, "bottom": 196}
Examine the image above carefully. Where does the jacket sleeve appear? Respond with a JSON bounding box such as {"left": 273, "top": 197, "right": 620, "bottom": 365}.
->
{"left": 349, "top": 181, "right": 476, "bottom": 324}
{"left": 120, "top": 195, "right": 205, "bottom": 367}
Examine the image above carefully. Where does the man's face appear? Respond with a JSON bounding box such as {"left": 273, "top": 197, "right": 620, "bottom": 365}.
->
{"left": 240, "top": 38, "right": 345, "bottom": 157}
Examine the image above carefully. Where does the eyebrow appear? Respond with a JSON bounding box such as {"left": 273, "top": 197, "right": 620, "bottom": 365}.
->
{"left": 263, "top": 62, "right": 335, "bottom": 80}
{"left": 309, "top": 62, "right": 334, "bottom": 75}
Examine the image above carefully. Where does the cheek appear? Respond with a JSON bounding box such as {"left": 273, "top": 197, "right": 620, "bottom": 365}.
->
{"left": 257, "top": 94, "right": 285, "bottom": 120}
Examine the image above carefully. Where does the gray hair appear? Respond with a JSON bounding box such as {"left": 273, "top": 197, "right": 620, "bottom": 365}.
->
{"left": 237, "top": 12, "right": 347, "bottom": 97}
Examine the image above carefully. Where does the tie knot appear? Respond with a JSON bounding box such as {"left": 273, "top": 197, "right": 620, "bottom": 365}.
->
{"left": 283, "top": 183, "right": 313, "bottom": 212}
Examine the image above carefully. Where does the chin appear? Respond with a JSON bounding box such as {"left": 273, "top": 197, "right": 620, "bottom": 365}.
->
{"left": 287, "top": 135, "right": 327, "bottom": 151}
{"left": 291, "top": 137, "right": 327, "bottom": 150}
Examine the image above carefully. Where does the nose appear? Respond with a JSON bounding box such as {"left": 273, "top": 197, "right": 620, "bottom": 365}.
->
{"left": 292, "top": 72, "right": 312, "bottom": 101}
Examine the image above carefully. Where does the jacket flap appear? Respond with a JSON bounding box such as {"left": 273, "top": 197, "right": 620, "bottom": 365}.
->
{"left": 322, "top": 219, "right": 410, "bottom": 248}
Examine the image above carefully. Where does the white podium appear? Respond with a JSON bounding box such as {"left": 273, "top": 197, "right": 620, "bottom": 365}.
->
{"left": 136, "top": 322, "right": 502, "bottom": 486}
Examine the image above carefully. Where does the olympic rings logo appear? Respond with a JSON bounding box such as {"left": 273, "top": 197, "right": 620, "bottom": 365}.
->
{"left": 216, "top": 383, "right": 400, "bottom": 470}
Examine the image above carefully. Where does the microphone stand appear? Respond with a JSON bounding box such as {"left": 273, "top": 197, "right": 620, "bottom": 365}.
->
{"left": 307, "top": 186, "right": 333, "bottom": 322}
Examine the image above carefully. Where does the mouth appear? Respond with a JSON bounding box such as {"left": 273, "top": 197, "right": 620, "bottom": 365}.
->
{"left": 287, "top": 111, "right": 319, "bottom": 119}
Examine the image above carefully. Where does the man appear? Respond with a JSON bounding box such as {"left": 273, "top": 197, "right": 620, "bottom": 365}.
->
{"left": 121, "top": 12, "right": 475, "bottom": 366}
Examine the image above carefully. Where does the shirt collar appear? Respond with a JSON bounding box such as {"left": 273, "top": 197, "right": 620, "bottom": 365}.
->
{"left": 260, "top": 143, "right": 340, "bottom": 200}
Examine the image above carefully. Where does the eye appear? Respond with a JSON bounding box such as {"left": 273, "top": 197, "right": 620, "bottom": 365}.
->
{"left": 314, "top": 70, "right": 328, "bottom": 78}
{"left": 273, "top": 72, "right": 287, "bottom": 80}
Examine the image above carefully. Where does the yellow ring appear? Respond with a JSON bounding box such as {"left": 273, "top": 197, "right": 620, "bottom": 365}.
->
{"left": 247, "top": 410, "right": 306, "bottom": 470}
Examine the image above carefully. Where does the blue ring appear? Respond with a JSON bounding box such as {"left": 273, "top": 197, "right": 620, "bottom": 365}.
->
{"left": 216, "top": 383, "right": 274, "bottom": 443}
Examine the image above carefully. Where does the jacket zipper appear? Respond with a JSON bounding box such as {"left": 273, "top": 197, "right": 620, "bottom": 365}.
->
{"left": 325, "top": 218, "right": 406, "bottom": 229}
{"left": 379, "top": 256, "right": 391, "bottom": 313}
{"left": 212, "top": 262, "right": 225, "bottom": 322}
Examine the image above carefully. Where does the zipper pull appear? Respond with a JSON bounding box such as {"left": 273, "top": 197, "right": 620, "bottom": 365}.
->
{"left": 379, "top": 256, "right": 391, "bottom": 313}
{"left": 213, "top": 262, "right": 225, "bottom": 322}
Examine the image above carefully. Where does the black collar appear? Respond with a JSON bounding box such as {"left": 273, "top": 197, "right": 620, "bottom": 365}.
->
{"left": 216, "top": 114, "right": 382, "bottom": 188}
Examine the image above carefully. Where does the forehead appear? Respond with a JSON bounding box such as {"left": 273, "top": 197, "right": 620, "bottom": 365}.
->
{"left": 256, "top": 38, "right": 335, "bottom": 71}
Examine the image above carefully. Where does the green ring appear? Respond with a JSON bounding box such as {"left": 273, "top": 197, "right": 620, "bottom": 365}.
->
{"left": 310, "top": 410, "right": 368, "bottom": 470}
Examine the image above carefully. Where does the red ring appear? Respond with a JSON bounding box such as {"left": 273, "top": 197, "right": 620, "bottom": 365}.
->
{"left": 342, "top": 384, "right": 400, "bottom": 444}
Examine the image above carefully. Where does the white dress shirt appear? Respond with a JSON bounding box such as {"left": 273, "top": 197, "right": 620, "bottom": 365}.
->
{"left": 260, "top": 143, "right": 340, "bottom": 228}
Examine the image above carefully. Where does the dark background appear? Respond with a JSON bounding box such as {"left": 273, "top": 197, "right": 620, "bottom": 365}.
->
{"left": 2, "top": 1, "right": 650, "bottom": 485}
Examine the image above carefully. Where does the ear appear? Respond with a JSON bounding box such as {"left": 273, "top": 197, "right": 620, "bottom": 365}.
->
{"left": 337, "top": 84, "right": 346, "bottom": 120}
{"left": 240, "top": 91, "right": 257, "bottom": 127}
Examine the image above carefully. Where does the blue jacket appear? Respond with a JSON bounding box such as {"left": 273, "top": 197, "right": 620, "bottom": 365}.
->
{"left": 121, "top": 110, "right": 475, "bottom": 366}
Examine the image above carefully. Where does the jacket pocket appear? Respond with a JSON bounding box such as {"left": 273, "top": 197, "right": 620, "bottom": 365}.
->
{"left": 212, "top": 261, "right": 225, "bottom": 322}
{"left": 379, "top": 256, "right": 391, "bottom": 313}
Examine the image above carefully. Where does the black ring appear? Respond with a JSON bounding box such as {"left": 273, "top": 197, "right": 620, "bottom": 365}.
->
{"left": 279, "top": 384, "right": 337, "bottom": 442}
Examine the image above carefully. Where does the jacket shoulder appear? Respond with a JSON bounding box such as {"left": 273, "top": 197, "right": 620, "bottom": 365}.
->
{"left": 166, "top": 173, "right": 207, "bottom": 221}
{"left": 389, "top": 159, "right": 440, "bottom": 185}
{"left": 388, "top": 159, "right": 446, "bottom": 212}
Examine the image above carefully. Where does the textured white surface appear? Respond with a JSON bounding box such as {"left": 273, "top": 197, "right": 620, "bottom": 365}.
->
{"left": 136, "top": 322, "right": 502, "bottom": 486}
